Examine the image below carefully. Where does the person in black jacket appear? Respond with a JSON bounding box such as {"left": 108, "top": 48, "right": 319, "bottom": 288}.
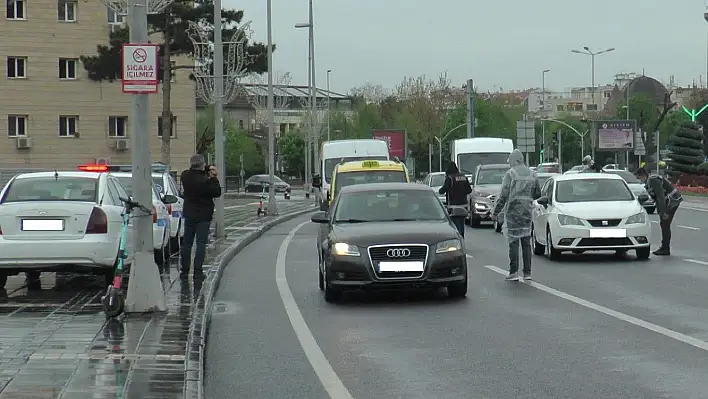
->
{"left": 635, "top": 167, "right": 683, "bottom": 255}
{"left": 439, "top": 162, "right": 472, "bottom": 237}
{"left": 179, "top": 154, "right": 222, "bottom": 278}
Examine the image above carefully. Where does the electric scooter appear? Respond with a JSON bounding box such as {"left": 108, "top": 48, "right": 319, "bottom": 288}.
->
{"left": 102, "top": 197, "right": 152, "bottom": 318}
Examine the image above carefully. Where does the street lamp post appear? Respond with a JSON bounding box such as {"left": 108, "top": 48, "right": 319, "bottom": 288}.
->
{"left": 327, "top": 69, "right": 331, "bottom": 140}
{"left": 265, "top": 0, "right": 277, "bottom": 214}
{"left": 296, "top": 0, "right": 318, "bottom": 201}
{"left": 435, "top": 122, "right": 467, "bottom": 171}
{"left": 541, "top": 69, "right": 550, "bottom": 161}
{"left": 543, "top": 117, "right": 588, "bottom": 164}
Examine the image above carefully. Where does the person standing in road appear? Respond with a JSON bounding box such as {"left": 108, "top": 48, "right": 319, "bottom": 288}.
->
{"left": 438, "top": 162, "right": 472, "bottom": 237}
{"left": 180, "top": 154, "right": 222, "bottom": 279}
{"left": 634, "top": 167, "right": 682, "bottom": 256}
{"left": 492, "top": 150, "right": 541, "bottom": 281}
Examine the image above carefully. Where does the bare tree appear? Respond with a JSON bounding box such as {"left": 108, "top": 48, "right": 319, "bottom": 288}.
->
{"left": 349, "top": 83, "right": 391, "bottom": 104}
{"left": 300, "top": 94, "right": 329, "bottom": 137}
{"left": 394, "top": 73, "right": 456, "bottom": 143}
{"left": 245, "top": 71, "right": 293, "bottom": 128}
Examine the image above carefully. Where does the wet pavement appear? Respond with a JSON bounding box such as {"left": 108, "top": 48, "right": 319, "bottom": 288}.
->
{"left": 0, "top": 196, "right": 315, "bottom": 398}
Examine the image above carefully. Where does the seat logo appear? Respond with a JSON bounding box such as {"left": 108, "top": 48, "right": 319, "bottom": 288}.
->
{"left": 602, "top": 220, "right": 608, "bottom": 226}
{"left": 386, "top": 248, "right": 410, "bottom": 257}
{"left": 38, "top": 211, "right": 47, "bottom": 216}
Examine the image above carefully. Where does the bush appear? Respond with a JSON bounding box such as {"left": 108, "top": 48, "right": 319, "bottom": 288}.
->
{"left": 666, "top": 122, "right": 704, "bottom": 175}
{"left": 697, "top": 162, "right": 708, "bottom": 175}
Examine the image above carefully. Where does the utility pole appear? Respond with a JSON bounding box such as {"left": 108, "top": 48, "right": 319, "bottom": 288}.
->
{"left": 266, "top": 0, "right": 277, "bottom": 214}
{"left": 466, "top": 79, "right": 475, "bottom": 138}
{"left": 212, "top": 0, "right": 225, "bottom": 238}
{"left": 557, "top": 129, "right": 562, "bottom": 168}
{"left": 326, "top": 69, "right": 331, "bottom": 141}
{"left": 309, "top": 0, "right": 319, "bottom": 180}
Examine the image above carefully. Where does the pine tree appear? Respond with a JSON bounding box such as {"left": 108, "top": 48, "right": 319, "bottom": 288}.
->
{"left": 665, "top": 121, "right": 704, "bottom": 175}
{"left": 80, "top": 1, "right": 270, "bottom": 166}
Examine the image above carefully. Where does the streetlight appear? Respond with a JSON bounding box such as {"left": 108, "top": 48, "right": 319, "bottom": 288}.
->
{"left": 434, "top": 122, "right": 467, "bottom": 171}
{"left": 541, "top": 69, "right": 550, "bottom": 162}
{"left": 543, "top": 117, "right": 588, "bottom": 163}
{"left": 570, "top": 46, "right": 615, "bottom": 106}
{"left": 326, "top": 69, "right": 331, "bottom": 141}
{"left": 266, "top": 0, "right": 277, "bottom": 214}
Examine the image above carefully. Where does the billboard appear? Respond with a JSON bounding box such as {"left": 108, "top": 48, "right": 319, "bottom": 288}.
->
{"left": 372, "top": 129, "right": 406, "bottom": 159}
{"left": 595, "top": 120, "right": 636, "bottom": 150}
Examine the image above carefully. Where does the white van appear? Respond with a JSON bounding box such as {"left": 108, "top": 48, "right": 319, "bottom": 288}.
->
{"left": 450, "top": 138, "right": 514, "bottom": 177}
{"left": 319, "top": 139, "right": 389, "bottom": 203}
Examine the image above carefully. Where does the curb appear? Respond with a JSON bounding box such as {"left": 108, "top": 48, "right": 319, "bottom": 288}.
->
{"left": 182, "top": 206, "right": 316, "bottom": 399}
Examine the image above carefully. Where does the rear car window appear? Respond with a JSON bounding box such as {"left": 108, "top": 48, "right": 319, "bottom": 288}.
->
{"left": 115, "top": 176, "right": 159, "bottom": 201}
{"left": 334, "top": 170, "right": 407, "bottom": 197}
{"left": 1, "top": 177, "right": 98, "bottom": 203}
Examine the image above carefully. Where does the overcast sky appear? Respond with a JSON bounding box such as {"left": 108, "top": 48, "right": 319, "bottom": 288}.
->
{"left": 228, "top": 0, "right": 708, "bottom": 94}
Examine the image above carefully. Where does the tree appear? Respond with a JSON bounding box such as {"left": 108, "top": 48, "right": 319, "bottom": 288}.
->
{"left": 278, "top": 132, "right": 306, "bottom": 177}
{"left": 80, "top": 2, "right": 270, "bottom": 166}
{"left": 665, "top": 122, "right": 704, "bottom": 175}
{"left": 349, "top": 83, "right": 390, "bottom": 104}
{"left": 246, "top": 71, "right": 292, "bottom": 129}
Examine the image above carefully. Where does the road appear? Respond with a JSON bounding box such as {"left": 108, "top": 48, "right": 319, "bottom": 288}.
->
{"left": 205, "top": 206, "right": 708, "bottom": 399}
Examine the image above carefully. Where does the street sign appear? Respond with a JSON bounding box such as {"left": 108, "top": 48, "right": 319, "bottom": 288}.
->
{"left": 595, "top": 120, "right": 636, "bottom": 150}
{"left": 634, "top": 131, "right": 645, "bottom": 155}
{"left": 121, "top": 44, "right": 159, "bottom": 94}
{"left": 516, "top": 120, "right": 536, "bottom": 153}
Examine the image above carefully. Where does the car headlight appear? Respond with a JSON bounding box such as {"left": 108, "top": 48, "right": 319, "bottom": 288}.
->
{"left": 557, "top": 214, "right": 584, "bottom": 226}
{"left": 474, "top": 192, "right": 491, "bottom": 198}
{"left": 436, "top": 239, "right": 462, "bottom": 254}
{"left": 625, "top": 212, "right": 646, "bottom": 225}
{"left": 332, "top": 242, "right": 360, "bottom": 256}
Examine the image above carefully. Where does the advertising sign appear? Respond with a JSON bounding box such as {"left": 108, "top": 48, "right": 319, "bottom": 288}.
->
{"left": 372, "top": 129, "right": 406, "bottom": 159}
{"left": 121, "top": 44, "right": 159, "bottom": 94}
{"left": 595, "top": 120, "right": 636, "bottom": 150}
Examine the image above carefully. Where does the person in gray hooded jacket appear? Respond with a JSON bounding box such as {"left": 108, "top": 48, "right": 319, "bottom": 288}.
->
{"left": 492, "top": 150, "right": 541, "bottom": 281}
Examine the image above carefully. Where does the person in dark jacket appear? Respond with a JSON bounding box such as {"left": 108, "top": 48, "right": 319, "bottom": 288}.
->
{"left": 439, "top": 162, "right": 472, "bottom": 237}
{"left": 635, "top": 167, "right": 682, "bottom": 255}
{"left": 180, "top": 154, "right": 222, "bottom": 278}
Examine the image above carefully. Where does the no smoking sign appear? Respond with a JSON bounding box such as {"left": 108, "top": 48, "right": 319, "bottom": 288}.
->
{"left": 121, "top": 44, "right": 159, "bottom": 94}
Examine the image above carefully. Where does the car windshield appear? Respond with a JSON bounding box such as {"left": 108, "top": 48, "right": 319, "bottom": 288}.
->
{"left": 334, "top": 190, "right": 447, "bottom": 222}
{"left": 1, "top": 177, "right": 98, "bottom": 203}
{"left": 456, "top": 152, "right": 509, "bottom": 174}
{"left": 607, "top": 170, "right": 640, "bottom": 184}
{"left": 475, "top": 168, "right": 507, "bottom": 185}
{"left": 324, "top": 156, "right": 388, "bottom": 183}
{"left": 555, "top": 179, "right": 633, "bottom": 203}
{"left": 334, "top": 170, "right": 407, "bottom": 197}
{"left": 429, "top": 174, "right": 445, "bottom": 187}
{"left": 115, "top": 176, "right": 158, "bottom": 200}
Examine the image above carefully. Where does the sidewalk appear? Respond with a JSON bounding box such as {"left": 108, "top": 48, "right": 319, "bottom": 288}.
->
{"left": 0, "top": 198, "right": 315, "bottom": 398}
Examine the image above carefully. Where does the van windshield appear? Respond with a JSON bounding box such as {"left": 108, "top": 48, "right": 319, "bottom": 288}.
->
{"left": 323, "top": 156, "right": 388, "bottom": 183}
{"left": 457, "top": 153, "right": 510, "bottom": 175}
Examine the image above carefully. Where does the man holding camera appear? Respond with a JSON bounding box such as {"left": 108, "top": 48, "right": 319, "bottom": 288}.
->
{"left": 180, "top": 154, "right": 222, "bottom": 279}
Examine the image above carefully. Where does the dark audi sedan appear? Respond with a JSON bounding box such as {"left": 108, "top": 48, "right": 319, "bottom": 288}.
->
{"left": 311, "top": 182, "right": 468, "bottom": 302}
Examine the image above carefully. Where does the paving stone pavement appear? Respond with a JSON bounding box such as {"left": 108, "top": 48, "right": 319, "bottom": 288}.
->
{"left": 0, "top": 198, "right": 315, "bottom": 398}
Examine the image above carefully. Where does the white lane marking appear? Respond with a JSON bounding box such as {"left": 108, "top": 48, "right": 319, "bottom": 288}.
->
{"left": 685, "top": 259, "right": 708, "bottom": 266}
{"left": 225, "top": 202, "right": 259, "bottom": 210}
{"left": 482, "top": 263, "right": 708, "bottom": 352}
{"left": 678, "top": 225, "right": 700, "bottom": 230}
{"left": 275, "top": 220, "right": 353, "bottom": 399}
{"left": 683, "top": 205, "right": 708, "bottom": 213}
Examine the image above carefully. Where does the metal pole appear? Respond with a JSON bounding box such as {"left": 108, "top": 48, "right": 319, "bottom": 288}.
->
{"left": 591, "top": 54, "right": 595, "bottom": 105}
{"left": 266, "top": 0, "right": 277, "bottom": 214}
{"left": 326, "top": 69, "right": 331, "bottom": 141}
{"left": 656, "top": 131, "right": 660, "bottom": 175}
{"left": 467, "top": 79, "right": 474, "bottom": 138}
{"left": 304, "top": 44, "right": 311, "bottom": 198}
{"left": 309, "top": 0, "right": 319, "bottom": 180}
{"left": 557, "top": 129, "right": 562, "bottom": 168}
{"left": 212, "top": 0, "right": 225, "bottom": 238}
{"left": 125, "top": 0, "right": 166, "bottom": 313}
{"left": 428, "top": 143, "right": 432, "bottom": 174}
{"left": 435, "top": 137, "right": 442, "bottom": 172}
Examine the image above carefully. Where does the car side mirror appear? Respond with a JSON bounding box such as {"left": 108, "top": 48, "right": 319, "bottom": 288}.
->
{"left": 536, "top": 197, "right": 549, "bottom": 208}
{"left": 637, "top": 194, "right": 649, "bottom": 204}
{"left": 310, "top": 211, "right": 329, "bottom": 224}
{"left": 162, "top": 194, "right": 178, "bottom": 204}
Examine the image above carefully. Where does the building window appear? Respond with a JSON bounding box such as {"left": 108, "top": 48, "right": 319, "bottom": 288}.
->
{"left": 6, "top": 0, "right": 25, "bottom": 19}
{"left": 59, "top": 116, "right": 78, "bottom": 137}
{"left": 59, "top": 58, "right": 78, "bottom": 79}
{"left": 555, "top": 105, "right": 565, "bottom": 112}
{"left": 58, "top": 0, "right": 77, "bottom": 22}
{"left": 169, "top": 60, "right": 176, "bottom": 82}
{"left": 6, "top": 57, "right": 26, "bottom": 78}
{"left": 238, "top": 119, "right": 244, "bottom": 129}
{"left": 7, "top": 115, "right": 27, "bottom": 137}
{"left": 107, "top": 7, "right": 124, "bottom": 23}
{"left": 586, "top": 104, "right": 598, "bottom": 111}
{"left": 603, "top": 91, "right": 611, "bottom": 98}
{"left": 157, "top": 116, "right": 176, "bottom": 137}
{"left": 108, "top": 116, "right": 127, "bottom": 137}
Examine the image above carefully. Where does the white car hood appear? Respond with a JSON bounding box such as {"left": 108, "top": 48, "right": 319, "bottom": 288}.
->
{"left": 554, "top": 201, "right": 642, "bottom": 219}
{"left": 627, "top": 183, "right": 648, "bottom": 195}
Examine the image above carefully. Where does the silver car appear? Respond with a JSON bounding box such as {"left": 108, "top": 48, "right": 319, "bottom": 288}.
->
{"left": 605, "top": 170, "right": 656, "bottom": 213}
{"left": 468, "top": 164, "right": 508, "bottom": 228}
{"left": 422, "top": 172, "right": 447, "bottom": 205}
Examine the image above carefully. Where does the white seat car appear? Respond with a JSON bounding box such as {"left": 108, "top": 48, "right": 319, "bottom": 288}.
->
{"left": 0, "top": 171, "right": 136, "bottom": 288}
{"left": 152, "top": 171, "right": 183, "bottom": 253}
{"left": 532, "top": 173, "right": 652, "bottom": 260}
{"left": 110, "top": 172, "right": 174, "bottom": 269}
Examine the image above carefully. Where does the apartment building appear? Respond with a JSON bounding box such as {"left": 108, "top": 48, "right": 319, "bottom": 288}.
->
{"left": 0, "top": 0, "right": 196, "bottom": 171}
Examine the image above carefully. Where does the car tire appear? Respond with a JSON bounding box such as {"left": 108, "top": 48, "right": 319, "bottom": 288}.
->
{"left": 0, "top": 273, "right": 7, "bottom": 290}
{"left": 636, "top": 247, "right": 651, "bottom": 259}
{"left": 546, "top": 227, "right": 561, "bottom": 261}
{"left": 493, "top": 219, "right": 502, "bottom": 233}
{"left": 318, "top": 270, "right": 324, "bottom": 291}
{"left": 324, "top": 283, "right": 342, "bottom": 303}
{"left": 645, "top": 207, "right": 655, "bottom": 214}
{"left": 103, "top": 270, "right": 114, "bottom": 288}
{"left": 26, "top": 271, "right": 41, "bottom": 290}
{"left": 470, "top": 216, "right": 481, "bottom": 228}
{"left": 318, "top": 250, "right": 325, "bottom": 291}
{"left": 447, "top": 281, "right": 468, "bottom": 298}
{"left": 532, "top": 226, "right": 545, "bottom": 255}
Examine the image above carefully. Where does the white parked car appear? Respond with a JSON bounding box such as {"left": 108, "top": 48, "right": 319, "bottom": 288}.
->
{"left": 532, "top": 173, "right": 652, "bottom": 260}
{"left": 152, "top": 171, "right": 184, "bottom": 253}
{"left": 110, "top": 172, "right": 174, "bottom": 269}
{"left": 422, "top": 172, "right": 447, "bottom": 205}
{"left": 0, "top": 171, "right": 136, "bottom": 288}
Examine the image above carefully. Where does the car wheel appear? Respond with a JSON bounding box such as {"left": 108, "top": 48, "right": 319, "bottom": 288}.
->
{"left": 322, "top": 267, "right": 342, "bottom": 303}
{"left": 636, "top": 247, "right": 651, "bottom": 259}
{"left": 104, "top": 270, "right": 114, "bottom": 288}
{"left": 318, "top": 251, "right": 325, "bottom": 291}
{"left": 0, "top": 273, "right": 7, "bottom": 290}
{"left": 26, "top": 271, "right": 41, "bottom": 290}
{"left": 494, "top": 219, "right": 502, "bottom": 233}
{"left": 546, "top": 227, "right": 561, "bottom": 261}
{"left": 447, "top": 281, "right": 468, "bottom": 298}
{"left": 154, "top": 248, "right": 167, "bottom": 273}
{"left": 645, "top": 207, "right": 655, "bottom": 214}
{"left": 470, "top": 216, "right": 481, "bottom": 228}
{"left": 318, "top": 270, "right": 324, "bottom": 291}
{"left": 532, "top": 225, "right": 545, "bottom": 255}
{"left": 170, "top": 235, "right": 180, "bottom": 255}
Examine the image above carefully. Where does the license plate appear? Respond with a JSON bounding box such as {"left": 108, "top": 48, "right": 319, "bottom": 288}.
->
{"left": 589, "top": 228, "right": 626, "bottom": 238}
{"left": 378, "top": 261, "right": 425, "bottom": 272}
{"left": 21, "top": 219, "right": 64, "bottom": 231}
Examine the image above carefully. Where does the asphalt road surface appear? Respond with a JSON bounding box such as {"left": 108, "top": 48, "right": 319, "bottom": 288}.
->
{"left": 205, "top": 206, "right": 708, "bottom": 399}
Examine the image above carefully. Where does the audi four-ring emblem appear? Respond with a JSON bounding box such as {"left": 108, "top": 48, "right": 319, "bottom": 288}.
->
{"left": 386, "top": 248, "right": 410, "bottom": 257}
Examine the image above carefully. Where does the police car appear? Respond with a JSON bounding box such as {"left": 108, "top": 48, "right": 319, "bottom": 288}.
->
{"left": 152, "top": 171, "right": 184, "bottom": 253}
{"left": 324, "top": 159, "right": 410, "bottom": 209}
